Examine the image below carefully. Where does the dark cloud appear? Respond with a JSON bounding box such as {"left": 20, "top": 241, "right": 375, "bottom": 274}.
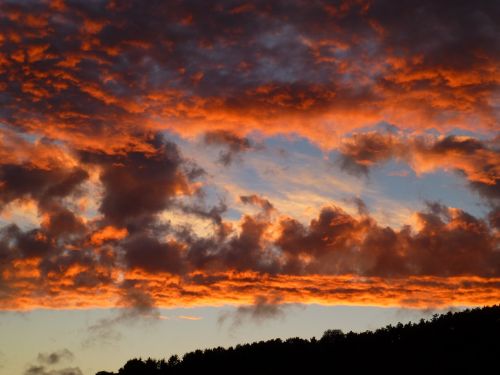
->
{"left": 0, "top": 0, "right": 498, "bottom": 311}
{"left": 81, "top": 134, "right": 192, "bottom": 229}
{"left": 470, "top": 180, "right": 500, "bottom": 202}
{"left": 123, "top": 233, "right": 186, "bottom": 275}
{"left": 0, "top": 131, "right": 224, "bottom": 309}
{"left": 118, "top": 283, "right": 160, "bottom": 318}
{"left": 37, "top": 350, "right": 74, "bottom": 365}
{"left": 0, "top": 161, "right": 89, "bottom": 262}
{"left": 0, "top": 163, "right": 88, "bottom": 207}
{"left": 240, "top": 194, "right": 274, "bottom": 213}
{"left": 218, "top": 215, "right": 279, "bottom": 274}
{"left": 218, "top": 295, "right": 289, "bottom": 329}
{"left": 1, "top": 225, "right": 51, "bottom": 259}
{"left": 429, "top": 136, "right": 485, "bottom": 154}
{"left": 488, "top": 207, "right": 500, "bottom": 229}
{"left": 38, "top": 245, "right": 113, "bottom": 288}
{"left": 86, "top": 193, "right": 500, "bottom": 279}
{"left": 178, "top": 200, "right": 227, "bottom": 228}
{"left": 2, "top": 0, "right": 495, "bottom": 153}
{"left": 0, "top": 218, "right": 113, "bottom": 292}
{"left": 339, "top": 132, "right": 402, "bottom": 176}
{"left": 84, "top": 284, "right": 162, "bottom": 346}
{"left": 182, "top": 214, "right": 274, "bottom": 274}
{"left": 204, "top": 130, "right": 254, "bottom": 166}
{"left": 42, "top": 204, "right": 87, "bottom": 238}
{"left": 276, "top": 202, "right": 500, "bottom": 277}
{"left": 24, "top": 350, "right": 81, "bottom": 375}
{"left": 369, "top": 0, "right": 500, "bottom": 70}
{"left": 339, "top": 133, "right": 500, "bottom": 206}
{"left": 175, "top": 194, "right": 494, "bottom": 279}
{"left": 350, "top": 197, "right": 369, "bottom": 216}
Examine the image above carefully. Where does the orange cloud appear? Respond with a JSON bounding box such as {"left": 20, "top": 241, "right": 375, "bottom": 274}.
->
{"left": 0, "top": 0, "right": 498, "bottom": 314}
{"left": 90, "top": 226, "right": 128, "bottom": 246}
{"left": 0, "top": 197, "right": 498, "bottom": 311}
{"left": 1, "top": 270, "right": 498, "bottom": 311}
{"left": 338, "top": 132, "right": 499, "bottom": 200}
{"left": 0, "top": 0, "right": 497, "bottom": 154}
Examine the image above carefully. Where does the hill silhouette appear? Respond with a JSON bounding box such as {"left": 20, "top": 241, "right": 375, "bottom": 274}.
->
{"left": 96, "top": 305, "right": 500, "bottom": 375}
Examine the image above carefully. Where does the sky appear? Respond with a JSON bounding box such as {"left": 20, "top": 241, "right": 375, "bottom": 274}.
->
{"left": 0, "top": 0, "right": 499, "bottom": 374}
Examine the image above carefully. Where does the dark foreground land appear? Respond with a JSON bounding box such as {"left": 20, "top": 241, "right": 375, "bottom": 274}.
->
{"left": 97, "top": 305, "right": 500, "bottom": 375}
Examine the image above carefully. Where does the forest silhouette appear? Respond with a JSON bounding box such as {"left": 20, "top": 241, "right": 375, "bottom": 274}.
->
{"left": 96, "top": 305, "right": 500, "bottom": 375}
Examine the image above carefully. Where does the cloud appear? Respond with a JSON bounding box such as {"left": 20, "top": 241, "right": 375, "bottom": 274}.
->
{"left": 176, "top": 315, "right": 202, "bottom": 321}
{"left": 0, "top": 0, "right": 498, "bottom": 313}
{"left": 0, "top": 163, "right": 88, "bottom": 208}
{"left": 240, "top": 194, "right": 275, "bottom": 214}
{"left": 123, "top": 233, "right": 186, "bottom": 275}
{"left": 204, "top": 130, "right": 255, "bottom": 165}
{"left": 80, "top": 133, "right": 195, "bottom": 229}
{"left": 339, "top": 132, "right": 500, "bottom": 203}
{"left": 90, "top": 226, "right": 128, "bottom": 246}
{"left": 24, "top": 350, "right": 81, "bottom": 375}
{"left": 276, "top": 202, "right": 500, "bottom": 277}
{"left": 339, "top": 132, "right": 403, "bottom": 176}
{"left": 0, "top": 0, "right": 497, "bottom": 152}
{"left": 1, "top": 193, "right": 499, "bottom": 310}
{"left": 218, "top": 295, "right": 289, "bottom": 329}
{"left": 37, "top": 350, "right": 74, "bottom": 365}
{"left": 83, "top": 285, "right": 162, "bottom": 346}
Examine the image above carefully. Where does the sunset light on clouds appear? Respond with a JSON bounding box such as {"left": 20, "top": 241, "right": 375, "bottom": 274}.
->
{"left": 0, "top": 1, "right": 499, "bottom": 374}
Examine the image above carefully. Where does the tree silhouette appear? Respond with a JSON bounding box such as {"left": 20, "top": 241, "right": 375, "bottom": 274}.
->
{"left": 96, "top": 305, "right": 500, "bottom": 375}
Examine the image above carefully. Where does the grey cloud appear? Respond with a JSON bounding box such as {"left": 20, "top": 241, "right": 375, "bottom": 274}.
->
{"left": 37, "top": 349, "right": 74, "bottom": 365}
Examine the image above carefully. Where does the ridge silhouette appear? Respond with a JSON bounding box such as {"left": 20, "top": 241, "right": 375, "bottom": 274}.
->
{"left": 97, "top": 305, "right": 500, "bottom": 375}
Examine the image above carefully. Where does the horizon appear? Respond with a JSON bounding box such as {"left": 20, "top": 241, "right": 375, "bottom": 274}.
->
{"left": 1, "top": 304, "right": 467, "bottom": 374}
{"left": 0, "top": 1, "right": 499, "bottom": 374}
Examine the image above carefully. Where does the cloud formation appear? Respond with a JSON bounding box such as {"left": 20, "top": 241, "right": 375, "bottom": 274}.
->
{"left": 0, "top": 0, "right": 498, "bottom": 312}
{"left": 0, "top": 0, "right": 498, "bottom": 150}
{"left": 338, "top": 132, "right": 500, "bottom": 203}
{"left": 204, "top": 130, "right": 255, "bottom": 165}
{"left": 218, "top": 295, "right": 289, "bottom": 329}
{"left": 24, "top": 350, "right": 81, "bottom": 375}
{"left": 1, "top": 192, "right": 498, "bottom": 310}
{"left": 37, "top": 350, "right": 74, "bottom": 366}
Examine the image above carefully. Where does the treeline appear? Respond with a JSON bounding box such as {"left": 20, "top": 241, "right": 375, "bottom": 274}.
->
{"left": 97, "top": 305, "right": 500, "bottom": 374}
